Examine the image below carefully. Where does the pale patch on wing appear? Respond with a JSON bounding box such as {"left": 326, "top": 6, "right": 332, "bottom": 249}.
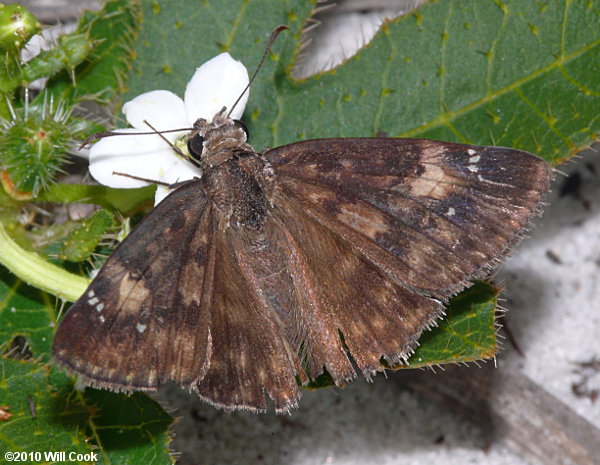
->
{"left": 336, "top": 202, "right": 390, "bottom": 240}
{"left": 409, "top": 162, "right": 457, "bottom": 199}
{"left": 113, "top": 262, "right": 152, "bottom": 312}
{"left": 180, "top": 261, "right": 204, "bottom": 306}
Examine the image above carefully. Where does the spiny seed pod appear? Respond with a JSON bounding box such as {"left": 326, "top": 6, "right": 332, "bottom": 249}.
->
{"left": 0, "top": 3, "right": 41, "bottom": 54}
{"left": 0, "top": 98, "right": 82, "bottom": 200}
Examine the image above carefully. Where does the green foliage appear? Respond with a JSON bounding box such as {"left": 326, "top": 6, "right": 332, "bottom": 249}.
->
{"left": 0, "top": 3, "right": 41, "bottom": 113}
{"left": 126, "top": 0, "right": 599, "bottom": 167}
{"left": 407, "top": 281, "right": 498, "bottom": 368}
{"left": 0, "top": 358, "right": 94, "bottom": 461}
{"left": 21, "top": 33, "right": 93, "bottom": 84}
{"left": 39, "top": 183, "right": 155, "bottom": 215}
{"left": 0, "top": 267, "right": 55, "bottom": 360}
{"left": 0, "top": 268, "right": 174, "bottom": 464}
{"left": 0, "top": 0, "right": 136, "bottom": 199}
{"left": 44, "top": 210, "right": 115, "bottom": 263}
{"left": 0, "top": 4, "right": 93, "bottom": 120}
{"left": 44, "top": 0, "right": 140, "bottom": 106}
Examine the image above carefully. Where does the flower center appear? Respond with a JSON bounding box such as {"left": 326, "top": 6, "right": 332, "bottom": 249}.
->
{"left": 173, "top": 135, "right": 194, "bottom": 161}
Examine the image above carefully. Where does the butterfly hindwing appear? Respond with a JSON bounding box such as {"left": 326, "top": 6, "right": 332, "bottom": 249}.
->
{"left": 52, "top": 180, "right": 214, "bottom": 391}
{"left": 270, "top": 196, "right": 445, "bottom": 380}
{"left": 193, "top": 218, "right": 305, "bottom": 412}
{"left": 266, "top": 138, "right": 551, "bottom": 299}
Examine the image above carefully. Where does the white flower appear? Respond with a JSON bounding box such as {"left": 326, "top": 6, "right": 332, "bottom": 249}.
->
{"left": 88, "top": 52, "right": 249, "bottom": 204}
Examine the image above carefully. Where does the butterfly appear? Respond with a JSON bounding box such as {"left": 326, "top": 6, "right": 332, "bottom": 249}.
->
{"left": 52, "top": 29, "right": 552, "bottom": 413}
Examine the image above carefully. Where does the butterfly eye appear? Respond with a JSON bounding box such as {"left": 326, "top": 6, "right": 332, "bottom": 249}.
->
{"left": 187, "top": 134, "right": 204, "bottom": 160}
{"left": 233, "top": 120, "right": 249, "bottom": 141}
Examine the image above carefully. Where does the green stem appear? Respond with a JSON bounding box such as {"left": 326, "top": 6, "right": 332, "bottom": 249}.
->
{"left": 0, "top": 223, "right": 89, "bottom": 301}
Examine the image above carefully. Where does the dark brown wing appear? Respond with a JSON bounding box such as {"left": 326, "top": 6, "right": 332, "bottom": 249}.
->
{"left": 262, "top": 138, "right": 551, "bottom": 379}
{"left": 266, "top": 138, "right": 552, "bottom": 298}
{"left": 52, "top": 180, "right": 214, "bottom": 392}
{"left": 53, "top": 178, "right": 306, "bottom": 411}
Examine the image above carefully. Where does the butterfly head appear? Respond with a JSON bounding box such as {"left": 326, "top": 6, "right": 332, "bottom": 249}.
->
{"left": 186, "top": 106, "right": 251, "bottom": 168}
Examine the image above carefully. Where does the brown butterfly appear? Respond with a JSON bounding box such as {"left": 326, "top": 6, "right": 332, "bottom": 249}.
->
{"left": 52, "top": 29, "right": 552, "bottom": 413}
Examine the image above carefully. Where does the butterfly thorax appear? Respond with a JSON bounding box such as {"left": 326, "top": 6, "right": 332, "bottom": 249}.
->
{"left": 193, "top": 110, "right": 273, "bottom": 231}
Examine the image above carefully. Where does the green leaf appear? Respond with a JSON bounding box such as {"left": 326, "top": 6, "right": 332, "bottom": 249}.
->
{"left": 124, "top": 0, "right": 315, "bottom": 99}
{"left": 82, "top": 390, "right": 174, "bottom": 465}
{"left": 0, "top": 357, "right": 94, "bottom": 461}
{"left": 43, "top": 210, "right": 115, "bottom": 263}
{"left": 125, "top": 0, "right": 599, "bottom": 166}
{"left": 0, "top": 267, "right": 56, "bottom": 361}
{"left": 268, "top": 0, "right": 599, "bottom": 165}
{"left": 0, "top": 268, "right": 174, "bottom": 465}
{"left": 39, "top": 183, "right": 155, "bottom": 215}
{"left": 0, "top": 358, "right": 174, "bottom": 465}
{"left": 405, "top": 281, "right": 498, "bottom": 368}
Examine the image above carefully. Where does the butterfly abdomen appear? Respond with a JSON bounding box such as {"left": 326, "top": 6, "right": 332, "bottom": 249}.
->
{"left": 204, "top": 153, "right": 272, "bottom": 230}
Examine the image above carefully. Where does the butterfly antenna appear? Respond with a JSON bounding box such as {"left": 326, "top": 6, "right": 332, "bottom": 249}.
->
{"left": 112, "top": 171, "right": 171, "bottom": 187}
{"left": 142, "top": 120, "right": 188, "bottom": 157}
{"left": 78, "top": 127, "right": 193, "bottom": 150}
{"left": 227, "top": 25, "right": 289, "bottom": 118}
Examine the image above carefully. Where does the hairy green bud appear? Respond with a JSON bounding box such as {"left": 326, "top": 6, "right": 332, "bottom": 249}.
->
{"left": 0, "top": 3, "right": 41, "bottom": 54}
{"left": 0, "top": 99, "right": 83, "bottom": 199}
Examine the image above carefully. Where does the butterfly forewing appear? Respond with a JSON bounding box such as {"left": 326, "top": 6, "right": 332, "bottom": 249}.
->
{"left": 52, "top": 180, "right": 214, "bottom": 391}
{"left": 266, "top": 138, "right": 552, "bottom": 298}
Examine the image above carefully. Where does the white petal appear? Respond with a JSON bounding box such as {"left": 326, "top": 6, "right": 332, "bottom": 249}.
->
{"left": 184, "top": 52, "right": 249, "bottom": 123}
{"left": 88, "top": 128, "right": 197, "bottom": 189}
{"left": 123, "top": 90, "right": 189, "bottom": 138}
{"left": 153, "top": 156, "right": 202, "bottom": 205}
{"left": 161, "top": 156, "right": 201, "bottom": 185}
{"left": 154, "top": 185, "right": 174, "bottom": 206}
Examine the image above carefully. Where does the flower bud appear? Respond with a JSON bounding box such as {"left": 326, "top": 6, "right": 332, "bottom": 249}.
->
{"left": 0, "top": 102, "right": 78, "bottom": 199}
{"left": 0, "top": 4, "right": 41, "bottom": 55}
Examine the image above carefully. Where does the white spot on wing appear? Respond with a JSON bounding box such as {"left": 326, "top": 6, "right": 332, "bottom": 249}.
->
{"left": 136, "top": 323, "right": 147, "bottom": 333}
{"left": 467, "top": 149, "right": 476, "bottom": 155}
{"left": 468, "top": 165, "right": 479, "bottom": 172}
{"left": 87, "top": 290, "right": 95, "bottom": 298}
{"left": 469, "top": 155, "right": 480, "bottom": 163}
{"left": 96, "top": 303, "right": 104, "bottom": 312}
{"left": 88, "top": 296, "right": 99, "bottom": 305}
{"left": 99, "top": 315, "right": 105, "bottom": 323}
{"left": 446, "top": 207, "right": 456, "bottom": 217}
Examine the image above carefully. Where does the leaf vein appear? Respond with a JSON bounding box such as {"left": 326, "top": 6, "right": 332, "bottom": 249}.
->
{"left": 399, "top": 38, "right": 600, "bottom": 138}
{"left": 513, "top": 87, "right": 571, "bottom": 148}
